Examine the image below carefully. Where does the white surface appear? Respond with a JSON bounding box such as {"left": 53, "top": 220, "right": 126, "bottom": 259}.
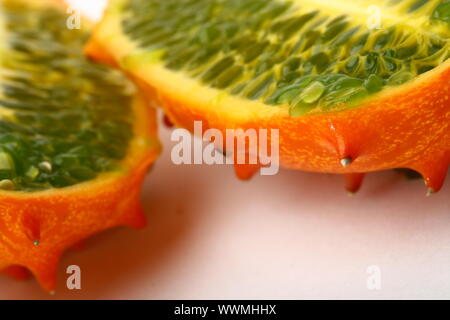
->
{"left": 66, "top": 0, "right": 107, "bottom": 21}
{"left": 2, "top": 122, "right": 450, "bottom": 300}
{"left": 1, "top": 1, "right": 450, "bottom": 300}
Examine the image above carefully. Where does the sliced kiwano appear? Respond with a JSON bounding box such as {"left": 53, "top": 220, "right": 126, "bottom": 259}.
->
{"left": 88, "top": 0, "right": 449, "bottom": 193}
{"left": 0, "top": 0, "right": 160, "bottom": 291}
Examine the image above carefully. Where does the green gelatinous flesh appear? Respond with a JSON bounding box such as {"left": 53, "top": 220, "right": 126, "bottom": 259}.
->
{"left": 433, "top": 1, "right": 450, "bottom": 23}
{"left": 122, "top": 0, "right": 450, "bottom": 114}
{"left": 0, "top": 1, "right": 134, "bottom": 191}
{"left": 298, "top": 81, "right": 325, "bottom": 103}
{"left": 289, "top": 100, "right": 315, "bottom": 117}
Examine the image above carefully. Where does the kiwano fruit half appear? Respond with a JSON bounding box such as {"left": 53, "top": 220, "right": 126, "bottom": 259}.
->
{"left": 87, "top": 0, "right": 450, "bottom": 193}
{"left": 0, "top": 0, "right": 160, "bottom": 291}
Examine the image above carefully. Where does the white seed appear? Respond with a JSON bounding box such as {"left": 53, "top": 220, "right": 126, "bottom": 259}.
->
{"left": 0, "top": 179, "right": 15, "bottom": 190}
{"left": 0, "top": 152, "right": 14, "bottom": 170}
{"left": 38, "top": 161, "right": 52, "bottom": 173}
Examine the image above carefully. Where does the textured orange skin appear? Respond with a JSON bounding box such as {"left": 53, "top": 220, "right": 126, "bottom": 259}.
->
{"left": 153, "top": 69, "right": 450, "bottom": 190}
{"left": 86, "top": 25, "right": 450, "bottom": 193}
{"left": 0, "top": 0, "right": 160, "bottom": 292}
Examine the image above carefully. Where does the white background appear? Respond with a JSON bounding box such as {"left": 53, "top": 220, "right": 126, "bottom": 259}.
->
{"left": 1, "top": 0, "right": 450, "bottom": 299}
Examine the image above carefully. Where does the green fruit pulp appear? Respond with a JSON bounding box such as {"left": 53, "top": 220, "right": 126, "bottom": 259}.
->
{"left": 121, "top": 0, "right": 450, "bottom": 115}
{"left": 0, "top": 0, "right": 134, "bottom": 191}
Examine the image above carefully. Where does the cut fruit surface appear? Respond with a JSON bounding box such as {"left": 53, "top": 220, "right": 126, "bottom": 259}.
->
{"left": 88, "top": 0, "right": 449, "bottom": 192}
{"left": 0, "top": 0, "right": 160, "bottom": 291}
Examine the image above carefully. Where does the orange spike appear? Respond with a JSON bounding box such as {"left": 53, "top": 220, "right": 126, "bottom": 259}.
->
{"left": 27, "top": 251, "right": 62, "bottom": 292}
{"left": 413, "top": 153, "right": 449, "bottom": 194}
{"left": 121, "top": 205, "right": 147, "bottom": 229}
{"left": 234, "top": 163, "right": 261, "bottom": 180}
{"left": 423, "top": 169, "right": 448, "bottom": 194}
{"left": 71, "top": 240, "right": 86, "bottom": 251}
{"left": 163, "top": 114, "right": 174, "bottom": 128}
{"left": 344, "top": 173, "right": 365, "bottom": 194}
{"left": 2, "top": 265, "right": 31, "bottom": 281}
{"left": 22, "top": 215, "right": 41, "bottom": 246}
{"left": 116, "top": 190, "right": 148, "bottom": 229}
{"left": 326, "top": 120, "right": 363, "bottom": 166}
{"left": 232, "top": 142, "right": 261, "bottom": 180}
